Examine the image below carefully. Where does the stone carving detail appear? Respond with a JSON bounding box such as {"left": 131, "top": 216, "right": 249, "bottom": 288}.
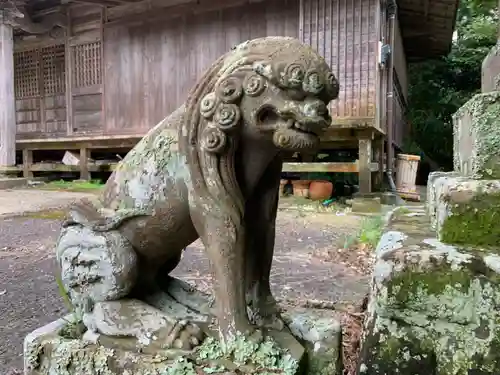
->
{"left": 54, "top": 36, "right": 339, "bottom": 371}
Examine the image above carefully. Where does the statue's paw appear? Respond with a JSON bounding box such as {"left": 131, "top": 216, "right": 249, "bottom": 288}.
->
{"left": 252, "top": 313, "right": 285, "bottom": 331}
{"left": 247, "top": 298, "right": 285, "bottom": 331}
{"left": 168, "top": 320, "right": 205, "bottom": 350}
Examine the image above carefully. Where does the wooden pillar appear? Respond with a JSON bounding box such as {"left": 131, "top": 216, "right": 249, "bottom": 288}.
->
{"left": 80, "top": 147, "right": 90, "bottom": 181}
{"left": 0, "top": 12, "right": 16, "bottom": 173}
{"left": 358, "top": 132, "right": 373, "bottom": 194}
{"left": 373, "top": 136, "right": 385, "bottom": 191}
{"left": 22, "top": 149, "right": 33, "bottom": 178}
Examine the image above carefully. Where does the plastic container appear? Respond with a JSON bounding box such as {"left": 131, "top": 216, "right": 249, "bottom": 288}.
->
{"left": 395, "top": 154, "right": 421, "bottom": 199}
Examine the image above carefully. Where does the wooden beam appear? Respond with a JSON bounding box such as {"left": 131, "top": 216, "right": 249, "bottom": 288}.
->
{"left": 0, "top": 14, "right": 16, "bottom": 173}
{"left": 0, "top": 162, "right": 117, "bottom": 173}
{"left": 1, "top": 160, "right": 381, "bottom": 175}
{"left": 62, "top": 0, "right": 126, "bottom": 6}
{"left": 282, "top": 162, "right": 379, "bottom": 173}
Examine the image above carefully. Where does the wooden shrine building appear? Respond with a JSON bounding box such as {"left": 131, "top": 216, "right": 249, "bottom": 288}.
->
{"left": 0, "top": 0, "right": 459, "bottom": 193}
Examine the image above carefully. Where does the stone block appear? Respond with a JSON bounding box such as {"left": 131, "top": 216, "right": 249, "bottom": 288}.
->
{"left": 452, "top": 91, "right": 500, "bottom": 179}
{"left": 24, "top": 306, "right": 342, "bottom": 375}
{"left": 350, "top": 196, "right": 382, "bottom": 213}
{"left": 482, "top": 44, "right": 500, "bottom": 93}
{"left": 425, "top": 172, "right": 460, "bottom": 230}
{"left": 436, "top": 178, "right": 500, "bottom": 246}
{"left": 358, "top": 205, "right": 500, "bottom": 374}
{"left": 0, "top": 177, "right": 28, "bottom": 189}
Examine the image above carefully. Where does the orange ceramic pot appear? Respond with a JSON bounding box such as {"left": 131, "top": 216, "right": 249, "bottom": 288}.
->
{"left": 309, "top": 180, "right": 333, "bottom": 201}
{"left": 291, "top": 180, "right": 311, "bottom": 198}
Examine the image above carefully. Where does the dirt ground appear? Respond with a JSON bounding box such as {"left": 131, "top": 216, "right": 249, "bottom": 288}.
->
{"left": 0, "top": 189, "right": 370, "bottom": 373}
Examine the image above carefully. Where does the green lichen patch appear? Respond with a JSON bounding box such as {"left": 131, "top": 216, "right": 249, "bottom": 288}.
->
{"left": 440, "top": 190, "right": 500, "bottom": 247}
{"left": 196, "top": 333, "right": 299, "bottom": 374}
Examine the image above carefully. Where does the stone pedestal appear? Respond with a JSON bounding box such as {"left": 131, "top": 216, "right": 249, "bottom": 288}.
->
{"left": 24, "top": 282, "right": 343, "bottom": 375}
{"left": 358, "top": 206, "right": 500, "bottom": 374}
{"left": 0, "top": 12, "right": 16, "bottom": 170}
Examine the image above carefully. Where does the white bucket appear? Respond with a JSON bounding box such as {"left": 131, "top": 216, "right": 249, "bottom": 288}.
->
{"left": 395, "top": 154, "right": 420, "bottom": 196}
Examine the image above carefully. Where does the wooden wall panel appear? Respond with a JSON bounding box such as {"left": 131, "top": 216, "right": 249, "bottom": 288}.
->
{"left": 300, "top": 0, "right": 378, "bottom": 121}
{"left": 14, "top": 43, "right": 68, "bottom": 139}
{"left": 70, "top": 39, "right": 103, "bottom": 135}
{"left": 103, "top": 0, "right": 299, "bottom": 134}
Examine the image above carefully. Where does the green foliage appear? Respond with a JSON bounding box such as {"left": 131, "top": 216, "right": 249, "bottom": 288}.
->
{"left": 407, "top": 0, "right": 498, "bottom": 169}
{"left": 344, "top": 215, "right": 384, "bottom": 250}
{"left": 42, "top": 179, "right": 104, "bottom": 192}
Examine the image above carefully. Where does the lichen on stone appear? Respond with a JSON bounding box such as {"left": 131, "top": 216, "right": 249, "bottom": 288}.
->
{"left": 196, "top": 332, "right": 298, "bottom": 374}
{"left": 452, "top": 91, "right": 500, "bottom": 179}
{"left": 359, "top": 206, "right": 500, "bottom": 374}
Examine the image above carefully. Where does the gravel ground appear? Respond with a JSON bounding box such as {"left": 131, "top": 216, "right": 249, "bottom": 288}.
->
{"left": 0, "top": 189, "right": 91, "bottom": 217}
{"left": 0, "top": 190, "right": 370, "bottom": 373}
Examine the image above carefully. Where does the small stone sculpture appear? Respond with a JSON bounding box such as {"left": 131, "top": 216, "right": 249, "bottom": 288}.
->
{"left": 53, "top": 36, "right": 339, "bottom": 373}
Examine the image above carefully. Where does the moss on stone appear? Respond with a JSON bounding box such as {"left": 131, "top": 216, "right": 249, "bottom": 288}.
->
{"left": 440, "top": 191, "right": 500, "bottom": 247}
{"left": 360, "top": 208, "right": 500, "bottom": 374}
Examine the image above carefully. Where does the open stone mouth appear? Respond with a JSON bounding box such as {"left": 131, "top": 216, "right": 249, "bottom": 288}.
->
{"left": 257, "top": 107, "right": 321, "bottom": 136}
{"left": 290, "top": 120, "right": 318, "bottom": 136}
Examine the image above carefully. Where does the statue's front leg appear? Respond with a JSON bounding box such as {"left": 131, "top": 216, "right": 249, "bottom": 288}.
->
{"left": 244, "top": 158, "right": 283, "bottom": 330}
{"left": 190, "top": 203, "right": 254, "bottom": 342}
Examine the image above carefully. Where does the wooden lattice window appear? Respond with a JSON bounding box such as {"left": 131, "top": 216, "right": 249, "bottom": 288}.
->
{"left": 14, "top": 49, "right": 40, "bottom": 99}
{"left": 72, "top": 41, "right": 102, "bottom": 88}
{"left": 41, "top": 44, "right": 66, "bottom": 95}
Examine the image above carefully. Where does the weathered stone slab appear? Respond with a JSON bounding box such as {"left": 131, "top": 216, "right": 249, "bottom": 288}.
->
{"left": 436, "top": 178, "right": 500, "bottom": 246}
{"left": 452, "top": 91, "right": 500, "bottom": 179}
{"left": 358, "top": 205, "right": 500, "bottom": 375}
{"left": 425, "top": 171, "right": 460, "bottom": 230}
{"left": 283, "top": 308, "right": 342, "bottom": 375}
{"left": 482, "top": 43, "right": 500, "bottom": 93}
{"left": 24, "top": 305, "right": 342, "bottom": 375}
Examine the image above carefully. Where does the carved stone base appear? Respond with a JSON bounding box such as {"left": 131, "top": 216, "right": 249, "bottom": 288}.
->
{"left": 24, "top": 279, "right": 342, "bottom": 375}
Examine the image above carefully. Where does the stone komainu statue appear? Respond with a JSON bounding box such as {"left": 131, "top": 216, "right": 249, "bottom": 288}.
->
{"left": 55, "top": 36, "right": 339, "bottom": 351}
